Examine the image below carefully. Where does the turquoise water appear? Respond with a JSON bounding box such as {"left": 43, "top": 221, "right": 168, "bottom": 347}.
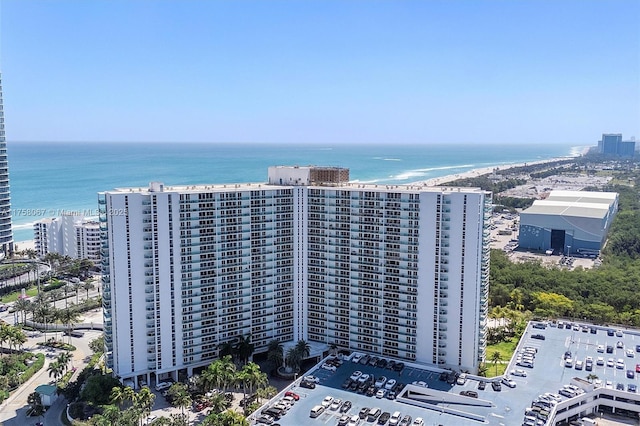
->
{"left": 7, "top": 142, "right": 586, "bottom": 241}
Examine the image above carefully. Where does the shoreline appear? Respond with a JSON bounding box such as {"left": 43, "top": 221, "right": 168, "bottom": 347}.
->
{"left": 415, "top": 155, "right": 582, "bottom": 187}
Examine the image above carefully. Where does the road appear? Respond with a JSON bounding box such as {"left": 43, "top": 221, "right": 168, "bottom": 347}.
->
{"left": 0, "top": 286, "right": 103, "bottom": 426}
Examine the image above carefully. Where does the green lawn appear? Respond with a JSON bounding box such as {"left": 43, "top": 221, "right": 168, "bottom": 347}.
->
{"left": 485, "top": 339, "right": 518, "bottom": 377}
{"left": 1, "top": 286, "right": 38, "bottom": 303}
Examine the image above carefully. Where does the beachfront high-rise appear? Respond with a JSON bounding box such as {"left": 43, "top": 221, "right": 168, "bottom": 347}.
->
{"left": 100, "top": 167, "right": 491, "bottom": 387}
{"left": 0, "top": 74, "right": 14, "bottom": 256}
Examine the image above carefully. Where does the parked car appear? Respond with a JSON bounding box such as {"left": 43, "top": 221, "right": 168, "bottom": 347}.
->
{"left": 378, "top": 412, "right": 391, "bottom": 425}
{"left": 531, "top": 334, "right": 545, "bottom": 340}
{"left": 340, "top": 400, "right": 352, "bottom": 413}
{"left": 300, "top": 380, "right": 316, "bottom": 389}
{"left": 284, "top": 391, "right": 299, "bottom": 400}
{"left": 510, "top": 369, "right": 527, "bottom": 377}
{"left": 321, "top": 396, "right": 334, "bottom": 407}
{"left": 478, "top": 381, "right": 486, "bottom": 390}
{"left": 502, "top": 377, "right": 517, "bottom": 388}
{"left": 321, "top": 362, "right": 337, "bottom": 372}
{"left": 399, "top": 415, "right": 413, "bottom": 426}
{"left": 310, "top": 405, "right": 325, "bottom": 418}
{"left": 456, "top": 374, "right": 467, "bottom": 385}
{"left": 460, "top": 390, "right": 478, "bottom": 398}
{"left": 491, "top": 381, "right": 502, "bottom": 391}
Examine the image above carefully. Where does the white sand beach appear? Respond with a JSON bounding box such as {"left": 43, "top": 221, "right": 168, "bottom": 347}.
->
{"left": 13, "top": 240, "right": 36, "bottom": 252}
{"left": 416, "top": 157, "right": 576, "bottom": 187}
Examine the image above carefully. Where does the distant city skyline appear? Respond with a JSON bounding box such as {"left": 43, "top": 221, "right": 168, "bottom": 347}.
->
{"left": 0, "top": 0, "right": 638, "bottom": 145}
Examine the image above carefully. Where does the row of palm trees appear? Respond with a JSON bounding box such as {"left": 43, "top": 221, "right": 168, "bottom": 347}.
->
{"left": 0, "top": 322, "right": 27, "bottom": 355}
{"left": 82, "top": 385, "right": 158, "bottom": 426}
{"left": 199, "top": 355, "right": 270, "bottom": 405}
{"left": 266, "top": 339, "right": 311, "bottom": 373}
{"left": 12, "top": 291, "right": 83, "bottom": 345}
{"left": 47, "top": 351, "right": 74, "bottom": 385}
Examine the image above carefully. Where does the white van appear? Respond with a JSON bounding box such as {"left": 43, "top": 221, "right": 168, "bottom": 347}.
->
{"left": 310, "top": 405, "right": 325, "bottom": 418}
{"left": 155, "top": 381, "right": 171, "bottom": 391}
{"left": 580, "top": 418, "right": 597, "bottom": 426}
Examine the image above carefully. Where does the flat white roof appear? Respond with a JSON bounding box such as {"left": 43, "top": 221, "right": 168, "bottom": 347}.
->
{"left": 546, "top": 190, "right": 618, "bottom": 205}
{"left": 103, "top": 181, "right": 487, "bottom": 195}
{"left": 524, "top": 200, "right": 609, "bottom": 219}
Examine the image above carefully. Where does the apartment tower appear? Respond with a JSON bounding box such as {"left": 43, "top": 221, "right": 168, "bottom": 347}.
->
{"left": 0, "top": 74, "right": 13, "bottom": 255}
{"left": 100, "top": 167, "right": 491, "bottom": 388}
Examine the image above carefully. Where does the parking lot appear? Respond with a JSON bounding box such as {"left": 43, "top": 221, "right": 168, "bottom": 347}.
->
{"left": 252, "top": 323, "right": 640, "bottom": 426}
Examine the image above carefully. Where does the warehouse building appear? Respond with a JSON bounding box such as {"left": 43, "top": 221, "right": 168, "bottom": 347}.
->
{"left": 518, "top": 190, "right": 618, "bottom": 255}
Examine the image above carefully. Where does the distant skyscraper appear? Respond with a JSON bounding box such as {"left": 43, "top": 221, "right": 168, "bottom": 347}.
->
{"left": 599, "top": 133, "right": 634, "bottom": 157}
{"left": 0, "top": 74, "right": 13, "bottom": 255}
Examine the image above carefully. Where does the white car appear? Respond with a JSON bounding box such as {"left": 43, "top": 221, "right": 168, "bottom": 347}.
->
{"left": 597, "top": 356, "right": 605, "bottom": 365}
{"left": 155, "top": 382, "right": 171, "bottom": 391}
{"left": 304, "top": 375, "right": 320, "bottom": 383}
{"left": 350, "top": 371, "right": 363, "bottom": 381}
{"left": 385, "top": 379, "right": 397, "bottom": 390}
{"left": 375, "top": 388, "right": 386, "bottom": 398}
{"left": 146, "top": 415, "right": 158, "bottom": 425}
{"left": 347, "top": 414, "right": 361, "bottom": 426}
{"left": 321, "top": 395, "right": 334, "bottom": 407}
{"left": 374, "top": 376, "right": 387, "bottom": 387}
{"left": 389, "top": 411, "right": 402, "bottom": 426}
{"left": 627, "top": 349, "right": 635, "bottom": 358}
{"left": 330, "top": 398, "right": 342, "bottom": 411}
{"left": 351, "top": 354, "right": 364, "bottom": 364}
{"left": 321, "top": 362, "right": 337, "bottom": 372}
{"left": 357, "top": 374, "right": 370, "bottom": 383}
{"left": 456, "top": 373, "right": 467, "bottom": 385}
{"left": 510, "top": 369, "right": 527, "bottom": 377}
{"left": 616, "top": 359, "right": 625, "bottom": 369}
{"left": 502, "top": 377, "right": 517, "bottom": 388}
{"left": 597, "top": 345, "right": 605, "bottom": 353}
{"left": 607, "top": 358, "right": 615, "bottom": 368}
{"left": 412, "top": 418, "right": 425, "bottom": 426}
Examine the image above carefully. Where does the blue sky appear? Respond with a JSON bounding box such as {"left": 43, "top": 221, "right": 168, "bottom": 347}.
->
{"left": 0, "top": 0, "right": 638, "bottom": 145}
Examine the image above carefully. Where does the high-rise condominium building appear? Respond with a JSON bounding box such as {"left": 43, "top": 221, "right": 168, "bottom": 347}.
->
{"left": 100, "top": 167, "right": 491, "bottom": 388}
{"left": 0, "top": 74, "right": 13, "bottom": 255}
{"left": 34, "top": 214, "right": 101, "bottom": 262}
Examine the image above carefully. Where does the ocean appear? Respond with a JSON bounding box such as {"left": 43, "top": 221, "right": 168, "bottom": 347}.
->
{"left": 7, "top": 142, "right": 586, "bottom": 242}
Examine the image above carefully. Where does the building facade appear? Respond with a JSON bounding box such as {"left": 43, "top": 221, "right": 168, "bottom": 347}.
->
{"left": 0, "top": 74, "right": 13, "bottom": 256}
{"left": 518, "top": 190, "right": 618, "bottom": 254}
{"left": 100, "top": 167, "right": 491, "bottom": 387}
{"left": 34, "top": 214, "right": 101, "bottom": 261}
{"left": 598, "top": 133, "right": 635, "bottom": 157}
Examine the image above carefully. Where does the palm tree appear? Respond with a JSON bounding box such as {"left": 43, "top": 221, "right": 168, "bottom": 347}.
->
{"left": 32, "top": 301, "right": 51, "bottom": 342}
{"left": 0, "top": 322, "right": 10, "bottom": 356}
{"left": 206, "top": 392, "right": 229, "bottom": 414}
{"left": 218, "top": 340, "right": 234, "bottom": 359}
{"left": 134, "top": 386, "right": 156, "bottom": 425}
{"left": 235, "top": 333, "right": 255, "bottom": 365}
{"left": 295, "top": 339, "right": 311, "bottom": 359}
{"left": 110, "top": 385, "right": 136, "bottom": 408}
{"left": 56, "top": 351, "right": 73, "bottom": 374}
{"left": 47, "top": 360, "right": 65, "bottom": 385}
{"left": 266, "top": 339, "right": 284, "bottom": 373}
{"left": 82, "top": 279, "right": 96, "bottom": 300}
{"left": 57, "top": 308, "right": 81, "bottom": 344}
{"left": 167, "top": 382, "right": 192, "bottom": 422}
{"left": 587, "top": 373, "right": 598, "bottom": 383}
{"left": 13, "top": 297, "right": 31, "bottom": 324}
{"left": 7, "top": 327, "right": 27, "bottom": 353}
{"left": 237, "top": 362, "right": 267, "bottom": 412}
{"left": 285, "top": 347, "right": 302, "bottom": 373}
{"left": 27, "top": 391, "right": 45, "bottom": 420}
{"left": 490, "top": 351, "right": 502, "bottom": 376}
